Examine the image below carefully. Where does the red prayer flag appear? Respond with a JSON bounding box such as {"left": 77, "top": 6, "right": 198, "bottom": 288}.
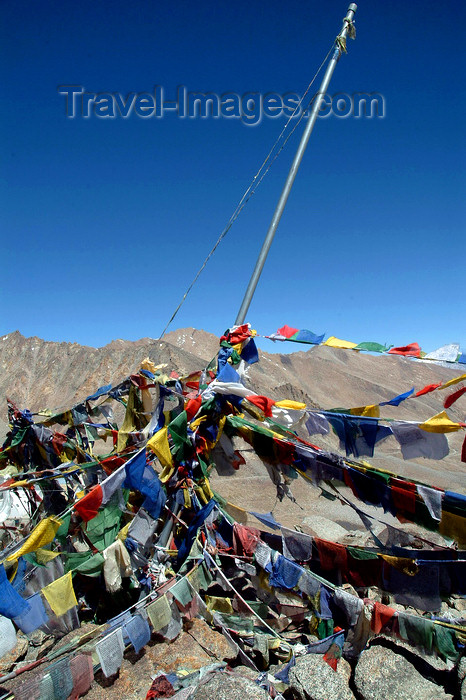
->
{"left": 74, "top": 484, "right": 103, "bottom": 522}
{"left": 388, "top": 343, "right": 421, "bottom": 357}
{"left": 444, "top": 386, "right": 466, "bottom": 409}
{"left": 277, "top": 324, "right": 299, "bottom": 338}
{"left": 415, "top": 382, "right": 442, "bottom": 397}
{"left": 245, "top": 394, "right": 275, "bottom": 417}
{"left": 315, "top": 538, "right": 348, "bottom": 571}
{"left": 185, "top": 396, "right": 202, "bottom": 421}
{"left": 370, "top": 601, "right": 396, "bottom": 633}
{"left": 220, "top": 324, "right": 251, "bottom": 345}
{"left": 273, "top": 437, "right": 295, "bottom": 465}
{"left": 390, "top": 482, "right": 416, "bottom": 514}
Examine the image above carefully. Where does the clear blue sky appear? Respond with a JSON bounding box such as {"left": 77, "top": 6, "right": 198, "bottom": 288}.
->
{"left": 1, "top": 0, "right": 465, "bottom": 352}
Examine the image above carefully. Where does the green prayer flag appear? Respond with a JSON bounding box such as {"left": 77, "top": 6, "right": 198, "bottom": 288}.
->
{"left": 65, "top": 551, "right": 105, "bottom": 577}
{"left": 347, "top": 547, "right": 379, "bottom": 561}
{"left": 168, "top": 410, "right": 191, "bottom": 460}
{"left": 354, "top": 342, "right": 390, "bottom": 353}
{"left": 55, "top": 512, "right": 71, "bottom": 542}
{"left": 317, "top": 618, "right": 334, "bottom": 639}
{"left": 85, "top": 496, "right": 124, "bottom": 550}
{"left": 434, "top": 624, "right": 459, "bottom": 661}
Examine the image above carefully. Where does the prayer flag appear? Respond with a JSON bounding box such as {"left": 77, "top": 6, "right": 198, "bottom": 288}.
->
{"left": 419, "top": 411, "right": 462, "bottom": 433}
{"left": 42, "top": 571, "right": 78, "bottom": 616}
{"left": 323, "top": 336, "right": 358, "bottom": 350}
{"left": 6, "top": 516, "right": 62, "bottom": 562}
{"left": 388, "top": 343, "right": 421, "bottom": 357}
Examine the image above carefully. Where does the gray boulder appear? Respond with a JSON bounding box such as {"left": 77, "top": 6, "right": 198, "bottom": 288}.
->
{"left": 288, "top": 654, "right": 355, "bottom": 700}
{"left": 354, "top": 645, "right": 453, "bottom": 700}
{"left": 458, "top": 656, "right": 466, "bottom": 700}
{"left": 191, "top": 671, "right": 269, "bottom": 700}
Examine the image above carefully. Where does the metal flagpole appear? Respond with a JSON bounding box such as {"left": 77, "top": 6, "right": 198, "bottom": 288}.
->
{"left": 235, "top": 3, "right": 357, "bottom": 326}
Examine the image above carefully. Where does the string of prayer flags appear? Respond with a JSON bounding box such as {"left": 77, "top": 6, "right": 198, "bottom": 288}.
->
{"left": 265, "top": 324, "right": 465, "bottom": 366}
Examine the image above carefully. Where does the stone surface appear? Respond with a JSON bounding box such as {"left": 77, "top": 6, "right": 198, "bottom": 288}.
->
{"left": 451, "top": 597, "right": 466, "bottom": 613}
{"left": 459, "top": 657, "right": 466, "bottom": 700}
{"left": 354, "top": 645, "right": 453, "bottom": 700}
{"left": 374, "top": 635, "right": 455, "bottom": 673}
{"left": 186, "top": 617, "right": 236, "bottom": 661}
{"left": 336, "top": 657, "right": 352, "bottom": 685}
{"left": 302, "top": 515, "right": 349, "bottom": 543}
{"left": 0, "top": 635, "right": 28, "bottom": 674}
{"left": 289, "top": 654, "right": 355, "bottom": 700}
{"left": 191, "top": 670, "right": 269, "bottom": 700}
{"left": 144, "top": 631, "right": 214, "bottom": 674}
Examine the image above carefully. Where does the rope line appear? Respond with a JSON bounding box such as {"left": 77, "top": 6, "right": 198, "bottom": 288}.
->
{"left": 158, "top": 42, "right": 336, "bottom": 340}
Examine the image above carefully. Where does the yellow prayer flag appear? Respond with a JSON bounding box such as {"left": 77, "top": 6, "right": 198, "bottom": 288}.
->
{"left": 147, "top": 594, "right": 172, "bottom": 631}
{"left": 350, "top": 405, "right": 380, "bottom": 418}
{"left": 35, "top": 548, "right": 60, "bottom": 565}
{"left": 42, "top": 571, "right": 78, "bottom": 616}
{"left": 439, "top": 374, "right": 466, "bottom": 390}
{"left": 198, "top": 476, "right": 213, "bottom": 502}
{"left": 6, "top": 516, "right": 62, "bottom": 562}
{"left": 419, "top": 411, "right": 462, "bottom": 433}
{"left": 146, "top": 427, "right": 173, "bottom": 469}
{"left": 158, "top": 463, "right": 176, "bottom": 484}
{"left": 439, "top": 510, "right": 466, "bottom": 548}
{"left": 275, "top": 399, "right": 307, "bottom": 410}
{"left": 205, "top": 596, "right": 233, "bottom": 614}
{"left": 323, "top": 336, "right": 358, "bottom": 350}
{"left": 190, "top": 415, "right": 207, "bottom": 431}
{"left": 140, "top": 357, "right": 160, "bottom": 374}
{"left": 10, "top": 479, "right": 28, "bottom": 488}
{"left": 118, "top": 521, "right": 132, "bottom": 542}
{"left": 224, "top": 501, "right": 249, "bottom": 525}
{"left": 211, "top": 415, "right": 226, "bottom": 448}
{"left": 380, "top": 555, "right": 419, "bottom": 576}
